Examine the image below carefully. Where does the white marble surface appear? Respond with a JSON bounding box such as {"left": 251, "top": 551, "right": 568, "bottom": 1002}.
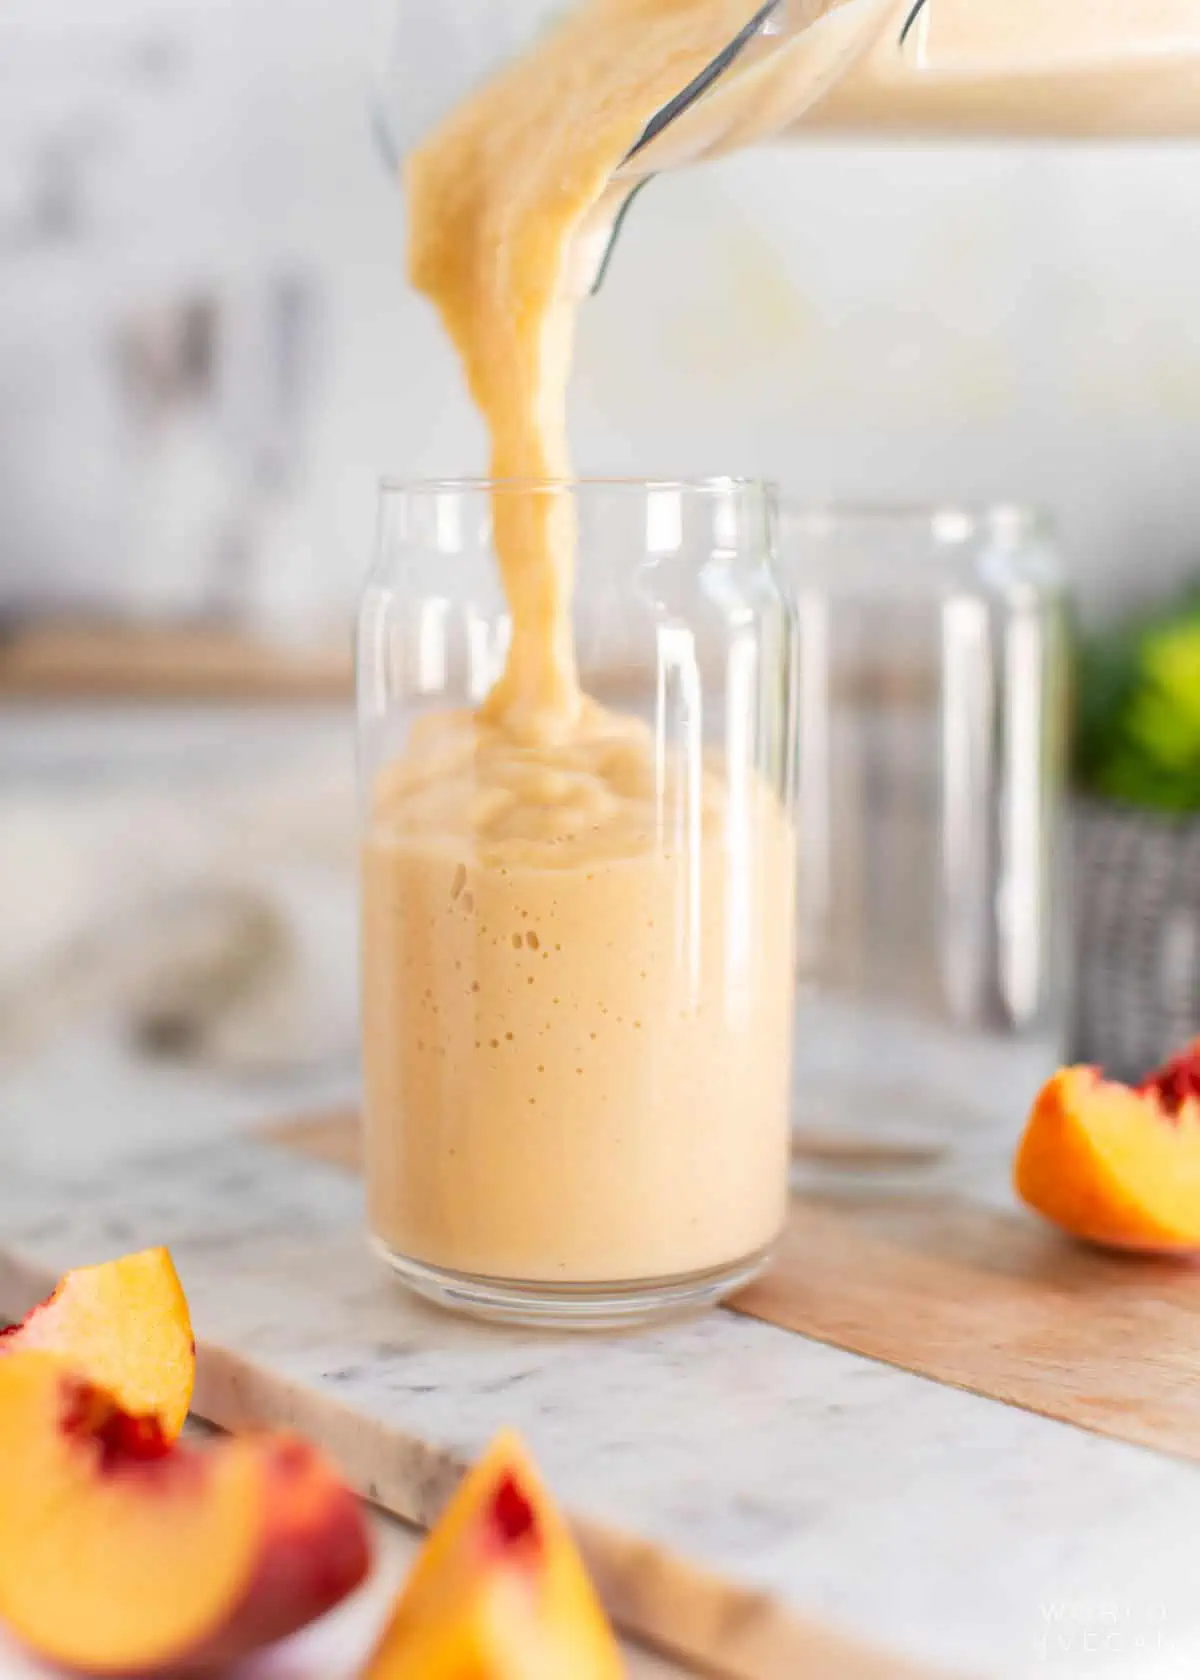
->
{"left": 1, "top": 706, "right": 1198, "bottom": 1680}
{"left": 3, "top": 1134, "right": 1200, "bottom": 1680}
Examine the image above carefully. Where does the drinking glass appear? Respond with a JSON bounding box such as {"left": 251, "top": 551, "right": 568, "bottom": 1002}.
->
{"left": 358, "top": 478, "right": 797, "bottom": 1326}
{"left": 777, "top": 505, "right": 1068, "bottom": 1185}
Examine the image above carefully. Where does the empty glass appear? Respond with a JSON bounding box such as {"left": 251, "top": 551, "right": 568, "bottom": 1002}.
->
{"left": 778, "top": 505, "right": 1068, "bottom": 1185}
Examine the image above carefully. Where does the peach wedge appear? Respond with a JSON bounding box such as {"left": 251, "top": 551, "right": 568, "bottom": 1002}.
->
{"left": 363, "top": 1429, "right": 623, "bottom": 1678}
{"left": 1015, "top": 1042, "right": 1200, "bottom": 1252}
{"left": 0, "top": 1352, "right": 370, "bottom": 1675}
{"left": 0, "top": 1247, "right": 194, "bottom": 1438}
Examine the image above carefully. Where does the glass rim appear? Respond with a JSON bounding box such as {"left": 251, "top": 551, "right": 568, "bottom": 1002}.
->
{"left": 378, "top": 473, "right": 771, "bottom": 497}
{"left": 779, "top": 500, "right": 1051, "bottom": 541}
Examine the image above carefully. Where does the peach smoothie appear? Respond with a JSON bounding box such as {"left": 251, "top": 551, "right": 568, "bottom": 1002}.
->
{"left": 364, "top": 1, "right": 807, "bottom": 1296}
{"left": 363, "top": 705, "right": 794, "bottom": 1284}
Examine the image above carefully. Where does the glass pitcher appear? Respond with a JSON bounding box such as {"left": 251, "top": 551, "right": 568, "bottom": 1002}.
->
{"left": 377, "top": 0, "right": 1200, "bottom": 292}
{"left": 374, "top": 0, "right": 905, "bottom": 291}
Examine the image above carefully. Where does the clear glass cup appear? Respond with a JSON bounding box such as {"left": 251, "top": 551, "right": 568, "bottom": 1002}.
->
{"left": 358, "top": 478, "right": 797, "bottom": 1327}
{"left": 777, "top": 505, "right": 1069, "bottom": 1188}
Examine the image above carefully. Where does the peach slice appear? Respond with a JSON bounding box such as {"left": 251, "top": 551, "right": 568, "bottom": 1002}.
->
{"left": 0, "top": 1351, "right": 370, "bottom": 1675}
{"left": 362, "top": 1429, "right": 623, "bottom": 1678}
{"left": 0, "top": 1248, "right": 194, "bottom": 1439}
{"left": 1014, "top": 1042, "right": 1200, "bottom": 1251}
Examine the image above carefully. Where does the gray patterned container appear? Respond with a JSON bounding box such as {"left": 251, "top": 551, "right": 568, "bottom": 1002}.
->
{"left": 1071, "top": 802, "right": 1200, "bottom": 1081}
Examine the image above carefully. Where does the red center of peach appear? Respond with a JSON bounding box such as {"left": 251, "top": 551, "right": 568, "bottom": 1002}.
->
{"left": 60, "top": 1378, "right": 171, "bottom": 1472}
{"left": 490, "top": 1472, "right": 539, "bottom": 1550}
{"left": 1138, "top": 1047, "right": 1200, "bottom": 1119}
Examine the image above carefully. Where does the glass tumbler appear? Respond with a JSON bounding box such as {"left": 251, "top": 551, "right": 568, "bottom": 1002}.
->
{"left": 358, "top": 478, "right": 797, "bottom": 1327}
{"left": 778, "top": 505, "right": 1069, "bottom": 1187}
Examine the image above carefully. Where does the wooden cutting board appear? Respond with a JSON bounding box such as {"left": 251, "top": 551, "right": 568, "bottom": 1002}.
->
{"left": 0, "top": 621, "right": 352, "bottom": 702}
{"left": 263, "top": 1109, "right": 1200, "bottom": 1464}
{"left": 0, "top": 623, "right": 935, "bottom": 707}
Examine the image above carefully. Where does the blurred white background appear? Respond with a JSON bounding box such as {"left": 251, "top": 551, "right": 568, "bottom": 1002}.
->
{"left": 2, "top": 0, "right": 1199, "bottom": 625}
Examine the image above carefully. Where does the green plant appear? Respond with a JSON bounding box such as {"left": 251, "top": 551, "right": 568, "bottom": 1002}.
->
{"left": 1074, "top": 582, "right": 1200, "bottom": 814}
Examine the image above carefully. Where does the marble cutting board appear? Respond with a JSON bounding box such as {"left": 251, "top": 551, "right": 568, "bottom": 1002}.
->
{"left": 4, "top": 1134, "right": 1200, "bottom": 1678}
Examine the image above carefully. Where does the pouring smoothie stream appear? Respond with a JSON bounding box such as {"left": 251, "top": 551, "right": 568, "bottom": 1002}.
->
{"left": 403, "top": 0, "right": 884, "bottom": 736}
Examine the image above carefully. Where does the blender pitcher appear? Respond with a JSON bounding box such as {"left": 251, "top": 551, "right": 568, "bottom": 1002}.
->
{"left": 376, "top": 0, "right": 1200, "bottom": 293}
{"left": 374, "top": 0, "right": 905, "bottom": 293}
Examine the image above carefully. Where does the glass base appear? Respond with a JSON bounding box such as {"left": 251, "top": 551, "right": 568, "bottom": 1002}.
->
{"left": 789, "top": 996, "right": 1064, "bottom": 1195}
{"left": 369, "top": 1237, "right": 775, "bottom": 1330}
{"left": 791, "top": 1129, "right": 952, "bottom": 1189}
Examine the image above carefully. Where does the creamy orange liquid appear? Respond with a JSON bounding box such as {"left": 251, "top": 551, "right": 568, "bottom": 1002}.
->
{"left": 364, "top": 709, "right": 794, "bottom": 1281}
{"left": 806, "top": 0, "right": 1200, "bottom": 137}
{"left": 363, "top": 1, "right": 816, "bottom": 1286}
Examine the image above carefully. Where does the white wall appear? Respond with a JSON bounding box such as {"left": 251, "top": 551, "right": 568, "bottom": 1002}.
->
{"left": 588, "top": 140, "right": 1200, "bottom": 619}
{"left": 1, "top": 0, "right": 1198, "bottom": 622}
